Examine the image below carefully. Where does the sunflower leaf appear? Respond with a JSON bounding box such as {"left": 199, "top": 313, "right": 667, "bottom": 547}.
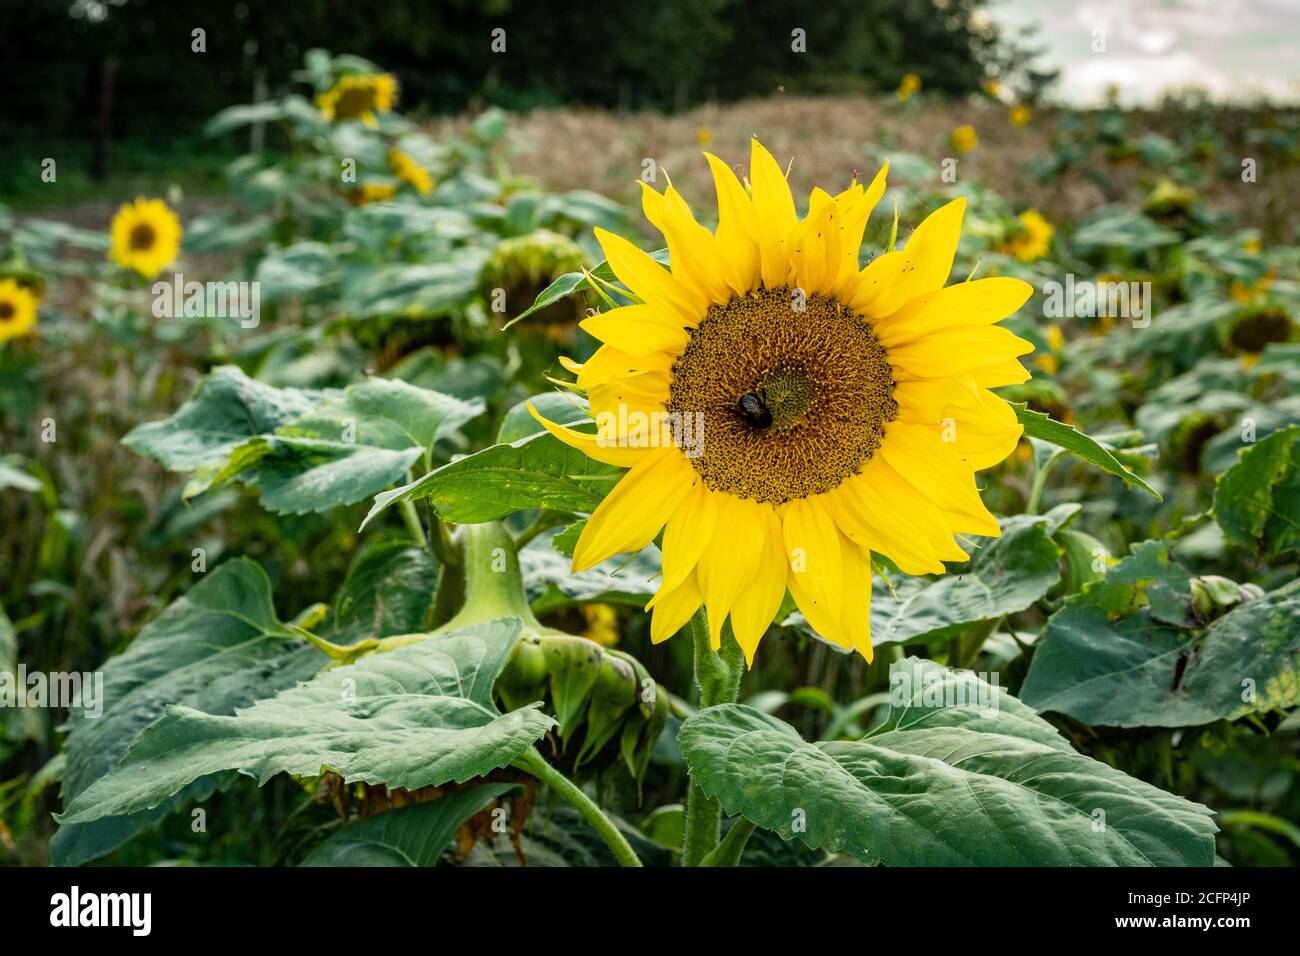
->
{"left": 1013, "top": 403, "right": 1162, "bottom": 500}
{"left": 679, "top": 659, "right": 1217, "bottom": 866}
{"left": 1213, "top": 423, "right": 1300, "bottom": 558}
{"left": 58, "top": 619, "right": 555, "bottom": 825}
{"left": 503, "top": 247, "right": 669, "bottom": 329}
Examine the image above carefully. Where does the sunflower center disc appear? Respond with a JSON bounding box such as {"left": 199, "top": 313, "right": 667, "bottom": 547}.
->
{"left": 667, "top": 287, "right": 898, "bottom": 503}
{"left": 129, "top": 223, "right": 156, "bottom": 251}
{"left": 0, "top": 302, "right": 14, "bottom": 321}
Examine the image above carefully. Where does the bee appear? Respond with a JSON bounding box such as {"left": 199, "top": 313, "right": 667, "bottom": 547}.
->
{"left": 737, "top": 391, "right": 773, "bottom": 430}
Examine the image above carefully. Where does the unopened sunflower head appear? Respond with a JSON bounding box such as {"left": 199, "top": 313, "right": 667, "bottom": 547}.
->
{"left": 108, "top": 197, "right": 182, "bottom": 279}
{"left": 0, "top": 279, "right": 39, "bottom": 344}
{"left": 529, "top": 139, "right": 1034, "bottom": 664}
{"left": 317, "top": 72, "right": 398, "bottom": 125}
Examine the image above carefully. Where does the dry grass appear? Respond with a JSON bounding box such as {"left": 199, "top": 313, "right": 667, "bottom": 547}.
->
{"left": 433, "top": 94, "right": 1299, "bottom": 240}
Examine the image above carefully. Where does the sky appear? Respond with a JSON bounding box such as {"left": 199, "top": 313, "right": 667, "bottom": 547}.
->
{"left": 986, "top": 0, "right": 1300, "bottom": 104}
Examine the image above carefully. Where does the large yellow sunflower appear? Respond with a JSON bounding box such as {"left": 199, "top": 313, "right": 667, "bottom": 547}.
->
{"left": 530, "top": 140, "right": 1033, "bottom": 664}
{"left": 109, "top": 198, "right": 182, "bottom": 279}
{"left": 317, "top": 73, "right": 398, "bottom": 126}
{"left": 0, "top": 279, "right": 39, "bottom": 343}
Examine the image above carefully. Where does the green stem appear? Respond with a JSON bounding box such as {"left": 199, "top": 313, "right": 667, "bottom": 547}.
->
{"left": 681, "top": 609, "right": 744, "bottom": 866}
{"left": 514, "top": 748, "right": 642, "bottom": 867}
{"left": 699, "top": 818, "right": 757, "bottom": 867}
{"left": 399, "top": 498, "right": 428, "bottom": 549}
{"left": 1025, "top": 449, "right": 1065, "bottom": 516}
{"left": 434, "top": 521, "right": 543, "bottom": 633}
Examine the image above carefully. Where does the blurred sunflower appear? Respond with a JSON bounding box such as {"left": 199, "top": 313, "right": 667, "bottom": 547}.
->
{"left": 347, "top": 182, "right": 398, "bottom": 206}
{"left": 530, "top": 139, "right": 1033, "bottom": 662}
{"left": 1003, "top": 209, "right": 1054, "bottom": 263}
{"left": 1009, "top": 105, "right": 1031, "bottom": 127}
{"left": 109, "top": 198, "right": 182, "bottom": 278}
{"left": 0, "top": 279, "right": 39, "bottom": 344}
{"left": 951, "top": 125, "right": 978, "bottom": 153}
{"left": 388, "top": 148, "right": 434, "bottom": 195}
{"left": 580, "top": 604, "right": 621, "bottom": 647}
{"left": 317, "top": 73, "right": 398, "bottom": 125}
{"left": 896, "top": 73, "right": 921, "bottom": 100}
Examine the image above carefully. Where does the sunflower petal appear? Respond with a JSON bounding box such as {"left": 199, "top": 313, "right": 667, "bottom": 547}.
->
{"left": 573, "top": 448, "right": 697, "bottom": 571}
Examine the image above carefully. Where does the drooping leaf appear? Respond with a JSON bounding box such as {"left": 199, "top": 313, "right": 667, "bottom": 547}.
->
{"left": 52, "top": 559, "right": 326, "bottom": 866}
{"left": 59, "top": 620, "right": 555, "bottom": 825}
{"left": 361, "top": 430, "right": 622, "bottom": 529}
{"left": 1022, "top": 535, "right": 1300, "bottom": 728}
{"left": 1214, "top": 424, "right": 1300, "bottom": 558}
{"left": 679, "top": 659, "right": 1217, "bottom": 866}
{"left": 299, "top": 783, "right": 515, "bottom": 867}
{"left": 1014, "top": 403, "right": 1162, "bottom": 500}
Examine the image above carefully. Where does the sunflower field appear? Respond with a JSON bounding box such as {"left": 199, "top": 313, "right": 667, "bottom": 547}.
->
{"left": 2, "top": 43, "right": 1298, "bottom": 878}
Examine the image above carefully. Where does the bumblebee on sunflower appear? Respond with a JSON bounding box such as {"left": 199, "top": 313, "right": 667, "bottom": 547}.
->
{"left": 531, "top": 139, "right": 1033, "bottom": 663}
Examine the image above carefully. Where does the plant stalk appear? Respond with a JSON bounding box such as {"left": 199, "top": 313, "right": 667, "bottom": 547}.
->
{"left": 681, "top": 609, "right": 744, "bottom": 866}
{"left": 514, "top": 748, "right": 643, "bottom": 867}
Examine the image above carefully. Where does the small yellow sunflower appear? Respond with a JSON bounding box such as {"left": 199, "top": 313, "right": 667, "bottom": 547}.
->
{"left": 896, "top": 73, "right": 922, "bottom": 100}
{"left": 0, "top": 279, "right": 39, "bottom": 344}
{"left": 1009, "top": 105, "right": 1031, "bottom": 127}
{"left": 951, "top": 125, "right": 978, "bottom": 153}
{"left": 347, "top": 182, "right": 398, "bottom": 206}
{"left": 388, "top": 148, "right": 434, "bottom": 195}
{"left": 530, "top": 140, "right": 1033, "bottom": 663}
{"left": 1003, "top": 209, "right": 1054, "bottom": 263}
{"left": 581, "top": 603, "right": 621, "bottom": 647}
{"left": 109, "top": 198, "right": 182, "bottom": 279}
{"left": 317, "top": 73, "right": 398, "bottom": 126}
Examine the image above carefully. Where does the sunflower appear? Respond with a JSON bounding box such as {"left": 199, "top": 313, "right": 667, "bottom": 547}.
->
{"left": 317, "top": 73, "right": 398, "bottom": 126}
{"left": 529, "top": 140, "right": 1033, "bottom": 663}
{"left": 109, "top": 198, "right": 182, "bottom": 278}
{"left": 0, "top": 279, "right": 39, "bottom": 344}
{"left": 388, "top": 148, "right": 434, "bottom": 195}
{"left": 896, "top": 73, "right": 921, "bottom": 100}
{"left": 1009, "top": 105, "right": 1031, "bottom": 127}
{"left": 1002, "top": 209, "right": 1054, "bottom": 263}
{"left": 347, "top": 182, "right": 398, "bottom": 206}
{"left": 951, "top": 125, "right": 978, "bottom": 153}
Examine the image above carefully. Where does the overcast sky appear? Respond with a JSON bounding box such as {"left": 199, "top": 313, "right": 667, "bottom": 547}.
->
{"left": 987, "top": 0, "right": 1300, "bottom": 104}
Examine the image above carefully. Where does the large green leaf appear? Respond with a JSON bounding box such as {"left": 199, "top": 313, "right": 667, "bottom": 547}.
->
{"left": 330, "top": 540, "right": 438, "bottom": 646}
{"left": 1214, "top": 424, "right": 1300, "bottom": 558}
{"left": 1022, "top": 539, "right": 1300, "bottom": 726}
{"left": 361, "top": 430, "right": 622, "bottom": 529}
{"left": 300, "top": 783, "right": 515, "bottom": 867}
{"left": 679, "top": 659, "right": 1217, "bottom": 866}
{"left": 59, "top": 620, "right": 555, "bottom": 825}
{"left": 1013, "top": 403, "right": 1162, "bottom": 500}
{"left": 123, "top": 365, "right": 325, "bottom": 472}
{"left": 869, "top": 514, "right": 1062, "bottom": 647}
{"left": 52, "top": 559, "right": 326, "bottom": 866}
{"left": 129, "top": 369, "right": 481, "bottom": 515}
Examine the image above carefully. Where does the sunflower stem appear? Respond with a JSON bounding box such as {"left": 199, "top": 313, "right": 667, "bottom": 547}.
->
{"left": 700, "top": 818, "right": 757, "bottom": 867}
{"left": 514, "top": 748, "right": 643, "bottom": 867}
{"left": 682, "top": 609, "right": 744, "bottom": 866}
